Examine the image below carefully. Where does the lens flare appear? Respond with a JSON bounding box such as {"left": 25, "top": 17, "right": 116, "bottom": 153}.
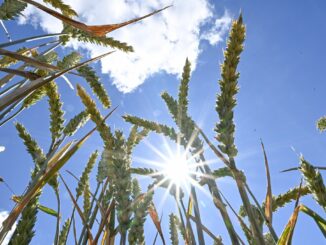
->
{"left": 162, "top": 154, "right": 191, "bottom": 188}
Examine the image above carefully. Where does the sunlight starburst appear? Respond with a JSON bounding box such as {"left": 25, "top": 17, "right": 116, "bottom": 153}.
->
{"left": 162, "top": 153, "right": 191, "bottom": 188}
{"left": 134, "top": 135, "right": 222, "bottom": 206}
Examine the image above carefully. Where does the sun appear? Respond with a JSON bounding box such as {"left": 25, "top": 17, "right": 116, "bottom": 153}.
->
{"left": 135, "top": 136, "right": 219, "bottom": 204}
{"left": 162, "top": 154, "right": 192, "bottom": 188}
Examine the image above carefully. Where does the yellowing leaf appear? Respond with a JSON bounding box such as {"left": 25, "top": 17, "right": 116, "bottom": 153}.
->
{"left": 22, "top": 0, "right": 170, "bottom": 37}
{"left": 261, "top": 140, "right": 273, "bottom": 224}
{"left": 277, "top": 205, "right": 301, "bottom": 245}
{"left": 187, "top": 196, "right": 193, "bottom": 217}
{"left": 148, "top": 202, "right": 165, "bottom": 245}
{"left": 299, "top": 205, "right": 326, "bottom": 238}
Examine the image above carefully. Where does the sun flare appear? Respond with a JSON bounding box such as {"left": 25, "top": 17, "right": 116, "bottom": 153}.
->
{"left": 135, "top": 136, "right": 220, "bottom": 206}
{"left": 162, "top": 154, "right": 192, "bottom": 188}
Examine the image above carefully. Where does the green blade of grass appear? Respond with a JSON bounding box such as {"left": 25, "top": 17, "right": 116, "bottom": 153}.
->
{"left": 59, "top": 174, "right": 93, "bottom": 243}
{"left": 149, "top": 202, "right": 165, "bottom": 245}
{"left": 0, "top": 51, "right": 114, "bottom": 112}
{"left": 0, "top": 33, "right": 63, "bottom": 49}
{"left": 0, "top": 109, "right": 115, "bottom": 243}
{"left": 299, "top": 205, "right": 326, "bottom": 238}
{"left": 277, "top": 205, "right": 301, "bottom": 245}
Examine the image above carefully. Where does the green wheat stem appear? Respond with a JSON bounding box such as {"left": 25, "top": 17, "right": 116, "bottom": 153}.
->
{"left": 79, "top": 180, "right": 108, "bottom": 245}
{"left": 179, "top": 197, "right": 196, "bottom": 245}
{"left": 244, "top": 183, "right": 278, "bottom": 242}
{"left": 54, "top": 189, "right": 61, "bottom": 245}
{"left": 0, "top": 33, "right": 63, "bottom": 49}
{"left": 199, "top": 153, "right": 240, "bottom": 244}
{"left": 189, "top": 184, "right": 205, "bottom": 245}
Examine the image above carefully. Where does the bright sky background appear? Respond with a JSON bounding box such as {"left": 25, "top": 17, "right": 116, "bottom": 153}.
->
{"left": 0, "top": 0, "right": 326, "bottom": 244}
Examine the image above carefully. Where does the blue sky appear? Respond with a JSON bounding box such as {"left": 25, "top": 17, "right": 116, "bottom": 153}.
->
{"left": 0, "top": 0, "right": 326, "bottom": 244}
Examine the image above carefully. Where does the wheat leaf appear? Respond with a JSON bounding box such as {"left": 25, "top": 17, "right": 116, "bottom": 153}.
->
{"left": 59, "top": 174, "right": 94, "bottom": 243}
{"left": 299, "top": 205, "right": 326, "bottom": 238}
{"left": 22, "top": 0, "right": 169, "bottom": 37}
{"left": 261, "top": 140, "right": 273, "bottom": 225}
{"left": 148, "top": 202, "right": 165, "bottom": 245}
{"left": 38, "top": 204, "right": 58, "bottom": 217}
{"left": 0, "top": 51, "right": 114, "bottom": 112}
{"left": 0, "top": 48, "right": 59, "bottom": 71}
{"left": 0, "top": 67, "right": 41, "bottom": 80}
{"left": 77, "top": 65, "right": 111, "bottom": 108}
{"left": 277, "top": 205, "right": 301, "bottom": 245}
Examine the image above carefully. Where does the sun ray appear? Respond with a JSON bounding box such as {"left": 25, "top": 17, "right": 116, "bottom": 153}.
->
{"left": 143, "top": 139, "right": 170, "bottom": 162}
{"left": 132, "top": 131, "right": 227, "bottom": 211}
{"left": 133, "top": 155, "right": 166, "bottom": 168}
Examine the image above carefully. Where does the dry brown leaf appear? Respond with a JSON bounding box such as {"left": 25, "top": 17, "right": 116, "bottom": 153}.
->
{"left": 148, "top": 202, "right": 165, "bottom": 245}
{"left": 261, "top": 139, "right": 273, "bottom": 225}
{"left": 22, "top": 0, "right": 170, "bottom": 37}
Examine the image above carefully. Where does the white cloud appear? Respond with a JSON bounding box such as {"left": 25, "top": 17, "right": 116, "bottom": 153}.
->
{"left": 19, "top": 0, "right": 231, "bottom": 93}
{"left": 202, "top": 10, "right": 232, "bottom": 45}
{"left": 0, "top": 146, "right": 5, "bottom": 152}
{"left": 0, "top": 211, "right": 17, "bottom": 245}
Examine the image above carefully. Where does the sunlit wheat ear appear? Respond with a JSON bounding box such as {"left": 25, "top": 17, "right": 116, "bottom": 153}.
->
{"left": 131, "top": 178, "right": 141, "bottom": 200}
{"left": 101, "top": 186, "right": 113, "bottom": 209}
{"left": 263, "top": 232, "right": 275, "bottom": 245}
{"left": 160, "top": 92, "right": 188, "bottom": 146}
{"left": 123, "top": 115, "right": 182, "bottom": 144}
{"left": 57, "top": 218, "right": 70, "bottom": 245}
{"left": 215, "top": 15, "right": 245, "bottom": 158}
{"left": 0, "top": 0, "right": 27, "bottom": 20}
{"left": 161, "top": 91, "right": 178, "bottom": 122}
{"left": 8, "top": 194, "right": 40, "bottom": 245}
{"left": 63, "top": 110, "right": 89, "bottom": 137}
{"left": 22, "top": 87, "right": 47, "bottom": 109}
{"left": 169, "top": 214, "right": 179, "bottom": 245}
{"left": 77, "top": 84, "right": 113, "bottom": 147}
{"left": 96, "top": 148, "right": 111, "bottom": 183}
{"left": 15, "top": 122, "right": 46, "bottom": 172}
{"left": 127, "top": 125, "right": 149, "bottom": 154}
{"left": 173, "top": 215, "right": 188, "bottom": 244}
{"left": 11, "top": 123, "right": 47, "bottom": 244}
{"left": 76, "top": 150, "right": 98, "bottom": 197}
{"left": 252, "top": 206, "right": 264, "bottom": 232}
{"left": 128, "top": 185, "right": 154, "bottom": 245}
{"left": 60, "top": 25, "right": 134, "bottom": 52}
{"left": 177, "top": 58, "right": 191, "bottom": 119}
{"left": 45, "top": 81, "right": 65, "bottom": 143}
{"left": 108, "top": 131, "right": 132, "bottom": 240}
{"left": 17, "top": 103, "right": 60, "bottom": 190}
{"left": 0, "top": 47, "right": 30, "bottom": 68}
{"left": 36, "top": 50, "right": 58, "bottom": 66}
{"left": 161, "top": 87, "right": 203, "bottom": 152}
{"left": 57, "top": 51, "right": 81, "bottom": 69}
{"left": 317, "top": 116, "right": 326, "bottom": 132}
{"left": 43, "top": 0, "right": 77, "bottom": 17}
{"left": 176, "top": 59, "right": 204, "bottom": 151}
{"left": 300, "top": 157, "right": 326, "bottom": 210}
{"left": 83, "top": 179, "right": 91, "bottom": 216}
{"left": 269, "top": 185, "right": 310, "bottom": 212}
{"left": 77, "top": 65, "right": 111, "bottom": 108}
